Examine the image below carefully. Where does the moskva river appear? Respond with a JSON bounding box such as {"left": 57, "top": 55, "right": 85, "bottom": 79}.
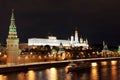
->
{"left": 0, "top": 60, "right": 120, "bottom": 80}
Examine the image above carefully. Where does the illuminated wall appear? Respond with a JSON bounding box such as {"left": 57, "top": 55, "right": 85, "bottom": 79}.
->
{"left": 28, "top": 36, "right": 89, "bottom": 48}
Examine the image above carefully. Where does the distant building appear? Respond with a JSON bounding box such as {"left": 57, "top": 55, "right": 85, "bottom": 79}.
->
{"left": 28, "top": 29, "right": 89, "bottom": 48}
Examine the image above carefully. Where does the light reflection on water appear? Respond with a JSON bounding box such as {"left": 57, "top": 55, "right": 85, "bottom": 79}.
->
{"left": 111, "top": 66, "right": 117, "bottom": 80}
{"left": 111, "top": 60, "right": 117, "bottom": 65}
{"left": 0, "top": 75, "right": 7, "bottom": 80}
{"left": 0, "top": 60, "right": 120, "bottom": 80}
{"left": 17, "top": 72, "right": 26, "bottom": 80}
{"left": 65, "top": 73, "right": 71, "bottom": 80}
{"left": 101, "top": 61, "right": 108, "bottom": 66}
{"left": 45, "top": 68, "right": 58, "bottom": 80}
{"left": 90, "top": 67, "right": 98, "bottom": 80}
{"left": 27, "top": 70, "right": 36, "bottom": 80}
{"left": 91, "top": 62, "right": 98, "bottom": 67}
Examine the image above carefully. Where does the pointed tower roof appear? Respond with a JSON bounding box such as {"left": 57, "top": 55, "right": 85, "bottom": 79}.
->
{"left": 85, "top": 38, "right": 88, "bottom": 43}
{"left": 103, "top": 41, "right": 105, "bottom": 46}
{"left": 8, "top": 9, "right": 18, "bottom": 38}
{"left": 11, "top": 9, "right": 15, "bottom": 20}
{"left": 9, "top": 9, "right": 16, "bottom": 33}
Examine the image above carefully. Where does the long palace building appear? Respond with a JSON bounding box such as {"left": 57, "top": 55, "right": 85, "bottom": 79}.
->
{"left": 28, "top": 29, "right": 89, "bottom": 48}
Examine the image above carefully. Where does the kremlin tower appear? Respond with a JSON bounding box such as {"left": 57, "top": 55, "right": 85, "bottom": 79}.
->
{"left": 6, "top": 9, "right": 19, "bottom": 65}
{"left": 75, "top": 28, "right": 79, "bottom": 43}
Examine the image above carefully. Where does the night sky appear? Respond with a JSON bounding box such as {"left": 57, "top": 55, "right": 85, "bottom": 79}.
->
{"left": 0, "top": 0, "right": 120, "bottom": 46}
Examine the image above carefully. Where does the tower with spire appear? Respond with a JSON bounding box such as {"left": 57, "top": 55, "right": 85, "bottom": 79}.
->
{"left": 102, "top": 41, "right": 109, "bottom": 56}
{"left": 6, "top": 9, "right": 19, "bottom": 65}
{"left": 75, "top": 28, "right": 79, "bottom": 43}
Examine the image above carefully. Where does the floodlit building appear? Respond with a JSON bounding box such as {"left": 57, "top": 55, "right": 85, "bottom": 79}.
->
{"left": 6, "top": 9, "right": 19, "bottom": 65}
{"left": 28, "top": 29, "right": 89, "bottom": 48}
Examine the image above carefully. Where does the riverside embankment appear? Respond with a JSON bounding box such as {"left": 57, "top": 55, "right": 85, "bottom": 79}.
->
{"left": 0, "top": 57, "right": 120, "bottom": 73}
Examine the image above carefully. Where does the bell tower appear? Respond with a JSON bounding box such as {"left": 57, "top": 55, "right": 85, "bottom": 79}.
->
{"left": 6, "top": 9, "right": 19, "bottom": 65}
{"left": 75, "top": 28, "right": 79, "bottom": 43}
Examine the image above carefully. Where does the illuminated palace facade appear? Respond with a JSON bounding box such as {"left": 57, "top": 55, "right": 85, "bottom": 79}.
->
{"left": 28, "top": 29, "right": 89, "bottom": 48}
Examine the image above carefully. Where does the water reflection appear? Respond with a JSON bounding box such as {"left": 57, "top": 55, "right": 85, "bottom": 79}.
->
{"left": 90, "top": 67, "right": 99, "bottom": 80}
{"left": 0, "top": 60, "right": 119, "bottom": 80}
{"left": 101, "top": 61, "right": 108, "bottom": 66}
{"left": 65, "top": 73, "right": 71, "bottom": 80}
{"left": 37, "top": 71, "right": 44, "bottom": 80}
{"left": 91, "top": 62, "right": 98, "bottom": 67}
{"left": 111, "top": 60, "right": 117, "bottom": 66}
{"left": 0, "top": 75, "right": 7, "bottom": 80}
{"left": 111, "top": 66, "right": 117, "bottom": 80}
{"left": 101, "top": 65, "right": 109, "bottom": 80}
{"left": 72, "top": 72, "right": 78, "bottom": 80}
{"left": 45, "top": 67, "right": 58, "bottom": 80}
{"left": 18, "top": 73, "right": 25, "bottom": 80}
{"left": 27, "top": 70, "right": 36, "bottom": 80}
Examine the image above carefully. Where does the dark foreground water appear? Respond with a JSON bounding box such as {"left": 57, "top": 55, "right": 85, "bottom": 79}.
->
{"left": 0, "top": 60, "right": 120, "bottom": 80}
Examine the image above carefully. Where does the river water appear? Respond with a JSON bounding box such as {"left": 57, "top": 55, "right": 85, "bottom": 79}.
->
{"left": 0, "top": 60, "right": 120, "bottom": 80}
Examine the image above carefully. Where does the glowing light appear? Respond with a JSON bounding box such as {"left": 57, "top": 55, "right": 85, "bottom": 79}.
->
{"left": 27, "top": 70, "right": 36, "bottom": 80}
{"left": 38, "top": 56, "right": 41, "bottom": 59}
{"left": 49, "top": 68, "right": 58, "bottom": 80}
{"left": 32, "top": 55, "right": 35, "bottom": 59}
{"left": 44, "top": 56, "right": 47, "bottom": 59}
{"left": 0, "top": 75, "right": 7, "bottom": 80}
{"left": 45, "top": 68, "right": 58, "bottom": 80}
{"left": 91, "top": 67, "right": 98, "bottom": 80}
{"left": 21, "top": 52, "right": 24, "bottom": 55}
{"left": 25, "top": 56, "right": 28, "bottom": 59}
{"left": 111, "top": 60, "right": 117, "bottom": 65}
{"left": 3, "top": 55, "right": 7, "bottom": 58}
{"left": 111, "top": 66, "right": 117, "bottom": 80}
{"left": 30, "top": 52, "right": 33, "bottom": 55}
{"left": 101, "top": 61, "right": 107, "bottom": 66}
{"left": 18, "top": 56, "right": 21, "bottom": 60}
{"left": 91, "top": 62, "right": 98, "bottom": 67}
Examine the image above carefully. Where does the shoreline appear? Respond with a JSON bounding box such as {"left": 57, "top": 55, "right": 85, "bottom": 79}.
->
{"left": 0, "top": 57, "right": 120, "bottom": 74}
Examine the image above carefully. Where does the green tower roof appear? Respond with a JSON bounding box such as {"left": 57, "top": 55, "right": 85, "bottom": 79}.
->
{"left": 8, "top": 9, "right": 18, "bottom": 39}
{"left": 117, "top": 46, "right": 120, "bottom": 52}
{"left": 9, "top": 9, "right": 17, "bottom": 33}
